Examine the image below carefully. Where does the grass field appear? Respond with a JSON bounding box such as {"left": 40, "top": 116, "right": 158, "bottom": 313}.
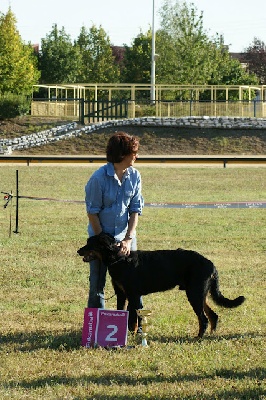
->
{"left": 0, "top": 165, "right": 265, "bottom": 400}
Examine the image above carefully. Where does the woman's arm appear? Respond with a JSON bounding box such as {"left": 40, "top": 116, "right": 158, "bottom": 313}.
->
{"left": 125, "top": 212, "right": 139, "bottom": 240}
{"left": 119, "top": 212, "right": 139, "bottom": 255}
{"left": 87, "top": 213, "right": 102, "bottom": 235}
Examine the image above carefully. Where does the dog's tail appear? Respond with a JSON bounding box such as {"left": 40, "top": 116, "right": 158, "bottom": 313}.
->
{"left": 209, "top": 270, "right": 245, "bottom": 308}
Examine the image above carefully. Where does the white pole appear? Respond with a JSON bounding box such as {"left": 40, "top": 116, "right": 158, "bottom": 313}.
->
{"left": 151, "top": 0, "right": 156, "bottom": 104}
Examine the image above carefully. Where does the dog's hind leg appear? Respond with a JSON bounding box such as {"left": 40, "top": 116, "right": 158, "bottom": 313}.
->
{"left": 186, "top": 289, "right": 209, "bottom": 338}
{"left": 127, "top": 295, "right": 142, "bottom": 334}
{"left": 203, "top": 301, "right": 218, "bottom": 333}
{"left": 117, "top": 293, "right": 128, "bottom": 311}
{"left": 196, "top": 313, "right": 208, "bottom": 338}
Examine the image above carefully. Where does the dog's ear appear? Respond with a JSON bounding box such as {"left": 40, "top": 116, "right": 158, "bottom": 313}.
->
{"left": 98, "top": 232, "right": 118, "bottom": 252}
{"left": 98, "top": 232, "right": 115, "bottom": 240}
{"left": 98, "top": 232, "right": 116, "bottom": 244}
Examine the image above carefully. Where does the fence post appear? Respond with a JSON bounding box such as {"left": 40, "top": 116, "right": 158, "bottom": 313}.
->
{"left": 189, "top": 100, "right": 192, "bottom": 117}
{"left": 253, "top": 99, "right": 257, "bottom": 117}
{"left": 125, "top": 100, "right": 128, "bottom": 118}
{"left": 79, "top": 98, "right": 85, "bottom": 124}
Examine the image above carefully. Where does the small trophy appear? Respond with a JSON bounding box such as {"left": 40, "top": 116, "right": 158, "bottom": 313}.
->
{"left": 136, "top": 309, "right": 152, "bottom": 347}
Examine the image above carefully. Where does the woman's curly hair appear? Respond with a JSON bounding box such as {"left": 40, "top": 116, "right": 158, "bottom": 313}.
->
{"left": 106, "top": 132, "right": 139, "bottom": 163}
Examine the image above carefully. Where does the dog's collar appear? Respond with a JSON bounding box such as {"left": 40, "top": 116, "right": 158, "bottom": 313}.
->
{"left": 107, "top": 255, "right": 128, "bottom": 267}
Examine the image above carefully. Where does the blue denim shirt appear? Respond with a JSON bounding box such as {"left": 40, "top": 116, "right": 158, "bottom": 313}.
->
{"left": 85, "top": 163, "right": 144, "bottom": 241}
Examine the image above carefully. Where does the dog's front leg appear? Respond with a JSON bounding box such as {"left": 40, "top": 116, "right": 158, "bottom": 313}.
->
{"left": 113, "top": 281, "right": 128, "bottom": 310}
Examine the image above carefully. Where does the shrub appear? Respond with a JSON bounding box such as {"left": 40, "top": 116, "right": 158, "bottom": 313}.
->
{"left": 0, "top": 93, "right": 31, "bottom": 120}
{"left": 134, "top": 103, "right": 156, "bottom": 117}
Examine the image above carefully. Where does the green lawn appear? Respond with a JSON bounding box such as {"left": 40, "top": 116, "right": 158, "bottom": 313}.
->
{"left": 0, "top": 166, "right": 265, "bottom": 399}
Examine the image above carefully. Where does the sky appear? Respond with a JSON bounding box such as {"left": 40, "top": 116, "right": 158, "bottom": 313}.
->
{"left": 2, "top": 0, "right": 266, "bottom": 52}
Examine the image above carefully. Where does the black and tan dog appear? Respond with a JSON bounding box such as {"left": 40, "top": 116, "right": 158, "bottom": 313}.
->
{"left": 77, "top": 233, "right": 245, "bottom": 338}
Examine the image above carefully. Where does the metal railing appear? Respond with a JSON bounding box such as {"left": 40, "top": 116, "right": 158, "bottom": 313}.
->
{"left": 1, "top": 154, "right": 266, "bottom": 168}
{"left": 31, "top": 98, "right": 266, "bottom": 120}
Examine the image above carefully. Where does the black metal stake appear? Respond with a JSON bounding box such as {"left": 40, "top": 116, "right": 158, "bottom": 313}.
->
{"left": 14, "top": 169, "right": 19, "bottom": 234}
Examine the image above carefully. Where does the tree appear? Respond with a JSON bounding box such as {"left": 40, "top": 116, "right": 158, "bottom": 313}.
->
{"left": 75, "top": 25, "right": 119, "bottom": 83}
{"left": 151, "top": 0, "right": 258, "bottom": 99}
{"left": 201, "top": 35, "right": 259, "bottom": 94}
{"left": 0, "top": 8, "right": 40, "bottom": 95}
{"left": 111, "top": 46, "right": 125, "bottom": 69}
{"left": 39, "top": 24, "right": 82, "bottom": 84}
{"left": 121, "top": 1, "right": 251, "bottom": 90}
{"left": 245, "top": 38, "right": 266, "bottom": 84}
{"left": 121, "top": 31, "right": 152, "bottom": 84}
{"left": 156, "top": 1, "right": 215, "bottom": 85}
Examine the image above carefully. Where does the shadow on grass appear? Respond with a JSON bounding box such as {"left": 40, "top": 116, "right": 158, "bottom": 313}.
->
{"left": 1, "top": 330, "right": 265, "bottom": 398}
{"left": 1, "top": 329, "right": 82, "bottom": 351}
{"left": 150, "top": 331, "right": 266, "bottom": 344}
{"left": 1, "top": 329, "right": 265, "bottom": 352}
{"left": 2, "top": 367, "right": 265, "bottom": 399}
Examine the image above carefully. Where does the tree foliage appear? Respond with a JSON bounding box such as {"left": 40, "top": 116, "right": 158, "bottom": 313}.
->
{"left": 0, "top": 2, "right": 261, "bottom": 100}
{"left": 156, "top": 0, "right": 258, "bottom": 90}
{"left": 0, "top": 8, "right": 40, "bottom": 95}
{"left": 121, "top": 0, "right": 258, "bottom": 95}
{"left": 245, "top": 37, "right": 266, "bottom": 84}
{"left": 204, "top": 36, "right": 258, "bottom": 92}
{"left": 75, "top": 25, "right": 119, "bottom": 83}
{"left": 157, "top": 0, "right": 212, "bottom": 84}
{"left": 121, "top": 31, "right": 152, "bottom": 83}
{"left": 39, "top": 24, "right": 82, "bottom": 84}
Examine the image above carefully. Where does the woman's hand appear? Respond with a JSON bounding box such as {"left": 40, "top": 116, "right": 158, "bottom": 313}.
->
{"left": 118, "top": 239, "right": 132, "bottom": 256}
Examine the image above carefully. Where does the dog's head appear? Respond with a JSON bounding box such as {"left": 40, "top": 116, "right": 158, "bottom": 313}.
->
{"left": 77, "top": 232, "right": 118, "bottom": 263}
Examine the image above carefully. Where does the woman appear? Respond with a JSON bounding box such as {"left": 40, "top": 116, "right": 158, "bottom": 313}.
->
{"left": 85, "top": 131, "right": 144, "bottom": 316}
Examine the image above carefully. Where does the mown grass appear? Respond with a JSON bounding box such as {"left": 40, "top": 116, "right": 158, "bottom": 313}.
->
{"left": 0, "top": 165, "right": 265, "bottom": 400}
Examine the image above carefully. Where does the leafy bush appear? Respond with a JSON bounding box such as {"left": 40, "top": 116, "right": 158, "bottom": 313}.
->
{"left": 134, "top": 103, "right": 156, "bottom": 117}
{"left": 0, "top": 93, "right": 31, "bottom": 119}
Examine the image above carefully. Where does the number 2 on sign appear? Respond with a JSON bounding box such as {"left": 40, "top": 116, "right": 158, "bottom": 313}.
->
{"left": 105, "top": 325, "right": 118, "bottom": 342}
